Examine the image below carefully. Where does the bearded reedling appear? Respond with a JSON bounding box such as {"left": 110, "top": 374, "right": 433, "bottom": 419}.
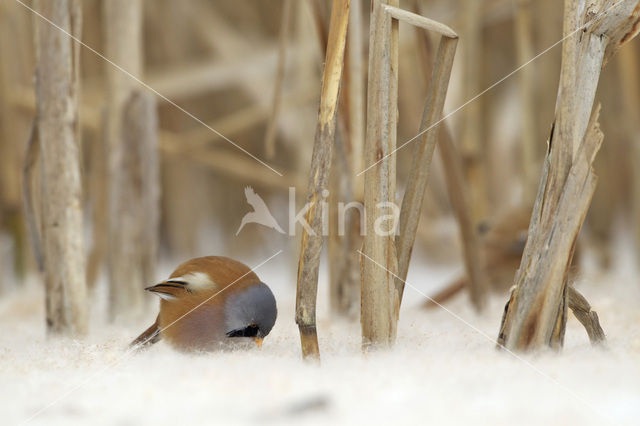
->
{"left": 131, "top": 256, "right": 277, "bottom": 351}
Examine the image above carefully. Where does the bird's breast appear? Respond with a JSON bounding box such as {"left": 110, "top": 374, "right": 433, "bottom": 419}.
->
{"left": 159, "top": 301, "right": 228, "bottom": 352}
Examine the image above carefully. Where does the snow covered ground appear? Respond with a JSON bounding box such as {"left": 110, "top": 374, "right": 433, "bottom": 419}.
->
{"left": 1, "top": 240, "right": 640, "bottom": 426}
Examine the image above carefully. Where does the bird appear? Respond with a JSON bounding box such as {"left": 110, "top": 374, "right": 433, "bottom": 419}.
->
{"left": 131, "top": 256, "right": 277, "bottom": 352}
{"left": 424, "top": 204, "right": 583, "bottom": 308}
{"left": 425, "top": 204, "right": 532, "bottom": 308}
{"left": 236, "top": 186, "right": 285, "bottom": 235}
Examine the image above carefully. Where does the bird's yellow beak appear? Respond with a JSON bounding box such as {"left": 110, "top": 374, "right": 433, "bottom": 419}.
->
{"left": 254, "top": 337, "right": 263, "bottom": 349}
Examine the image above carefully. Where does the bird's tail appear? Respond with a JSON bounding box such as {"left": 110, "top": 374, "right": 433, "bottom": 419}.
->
{"left": 423, "top": 276, "right": 467, "bottom": 309}
{"left": 130, "top": 316, "right": 161, "bottom": 348}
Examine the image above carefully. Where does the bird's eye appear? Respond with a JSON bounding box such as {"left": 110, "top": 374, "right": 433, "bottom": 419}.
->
{"left": 226, "top": 323, "right": 259, "bottom": 338}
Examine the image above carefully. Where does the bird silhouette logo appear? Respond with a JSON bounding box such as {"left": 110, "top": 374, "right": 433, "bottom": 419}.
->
{"left": 236, "top": 186, "right": 285, "bottom": 235}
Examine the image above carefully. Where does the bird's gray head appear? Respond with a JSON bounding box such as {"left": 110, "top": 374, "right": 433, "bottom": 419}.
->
{"left": 224, "top": 282, "right": 277, "bottom": 343}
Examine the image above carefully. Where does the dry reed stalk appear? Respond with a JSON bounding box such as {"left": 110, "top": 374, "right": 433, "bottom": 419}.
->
{"left": 264, "top": 0, "right": 293, "bottom": 159}
{"left": 329, "top": 0, "right": 365, "bottom": 318}
{"left": 104, "top": 0, "right": 147, "bottom": 318}
{"left": 328, "top": 130, "right": 359, "bottom": 317}
{"left": 292, "top": 0, "right": 320, "bottom": 170}
{"left": 363, "top": 3, "right": 462, "bottom": 346}
{"left": 327, "top": 0, "right": 364, "bottom": 318}
{"left": 499, "top": 0, "right": 640, "bottom": 351}
{"left": 160, "top": 133, "right": 306, "bottom": 191}
{"left": 338, "top": 0, "right": 366, "bottom": 318}
{"left": 616, "top": 41, "right": 640, "bottom": 266}
{"left": 567, "top": 285, "right": 606, "bottom": 344}
{"left": 176, "top": 88, "right": 316, "bottom": 150}
{"left": 310, "top": 0, "right": 330, "bottom": 55}
{"left": 86, "top": 108, "right": 108, "bottom": 290}
{"left": 438, "top": 125, "right": 489, "bottom": 310}
{"left": 152, "top": 2, "right": 208, "bottom": 262}
{"left": 295, "top": 0, "right": 350, "bottom": 361}
{"left": 408, "top": 15, "right": 487, "bottom": 310}
{"left": 361, "top": 0, "right": 399, "bottom": 350}
{"left": 498, "top": 283, "right": 606, "bottom": 347}
{"left": 33, "top": 0, "right": 88, "bottom": 335}
{"left": 395, "top": 22, "right": 459, "bottom": 306}
{"left": 535, "top": 0, "right": 563, "bottom": 143}
{"left": 22, "top": 121, "right": 43, "bottom": 273}
{"left": 309, "top": 0, "right": 353, "bottom": 318}
{"left": 424, "top": 200, "right": 606, "bottom": 346}
{"left": 14, "top": 89, "right": 307, "bottom": 196}
{"left": 461, "top": 0, "right": 488, "bottom": 221}
{"left": 116, "top": 92, "right": 160, "bottom": 306}
{"left": 348, "top": 0, "right": 365, "bottom": 200}
{"left": 384, "top": 4, "right": 487, "bottom": 310}
{"left": 0, "top": 1, "right": 29, "bottom": 282}
{"left": 408, "top": 1, "right": 456, "bottom": 243}
{"left": 310, "top": 0, "right": 358, "bottom": 320}
{"left": 514, "top": 0, "right": 539, "bottom": 203}
{"left": 189, "top": 1, "right": 314, "bottom": 146}
{"left": 133, "top": 48, "right": 298, "bottom": 100}
{"left": 12, "top": 80, "right": 315, "bottom": 191}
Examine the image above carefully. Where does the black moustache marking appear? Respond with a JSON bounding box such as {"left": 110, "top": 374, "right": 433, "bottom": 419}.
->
{"left": 226, "top": 324, "right": 259, "bottom": 338}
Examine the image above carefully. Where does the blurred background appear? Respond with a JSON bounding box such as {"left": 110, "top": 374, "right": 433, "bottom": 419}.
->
{"left": 3, "top": 1, "right": 640, "bottom": 424}
{"left": 0, "top": 0, "right": 638, "bottom": 322}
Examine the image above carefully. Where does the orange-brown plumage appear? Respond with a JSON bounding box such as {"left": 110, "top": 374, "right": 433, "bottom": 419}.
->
{"left": 425, "top": 205, "right": 531, "bottom": 308}
{"left": 131, "top": 256, "right": 277, "bottom": 352}
{"left": 424, "top": 204, "right": 583, "bottom": 308}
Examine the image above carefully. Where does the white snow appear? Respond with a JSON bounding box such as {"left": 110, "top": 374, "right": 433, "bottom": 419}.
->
{"left": 1, "top": 241, "right": 639, "bottom": 426}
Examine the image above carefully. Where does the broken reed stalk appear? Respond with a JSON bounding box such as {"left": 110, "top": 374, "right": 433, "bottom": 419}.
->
{"left": 415, "top": 5, "right": 488, "bottom": 302}
{"left": 264, "top": 0, "right": 293, "bottom": 159}
{"left": 514, "top": 0, "right": 539, "bottom": 203}
{"left": 405, "top": 13, "right": 487, "bottom": 311}
{"left": 499, "top": 283, "right": 607, "bottom": 347}
{"left": 362, "top": 4, "right": 463, "bottom": 347}
{"left": 395, "top": 26, "right": 459, "bottom": 306}
{"left": 33, "top": 0, "right": 88, "bottom": 335}
{"left": 361, "top": 0, "right": 399, "bottom": 350}
{"left": 409, "top": 14, "right": 488, "bottom": 312}
{"left": 499, "top": 0, "right": 640, "bottom": 351}
{"left": 104, "top": 0, "right": 147, "bottom": 319}
{"left": 498, "top": 109, "right": 603, "bottom": 349}
{"left": 567, "top": 285, "right": 606, "bottom": 344}
{"left": 295, "top": 0, "right": 350, "bottom": 361}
